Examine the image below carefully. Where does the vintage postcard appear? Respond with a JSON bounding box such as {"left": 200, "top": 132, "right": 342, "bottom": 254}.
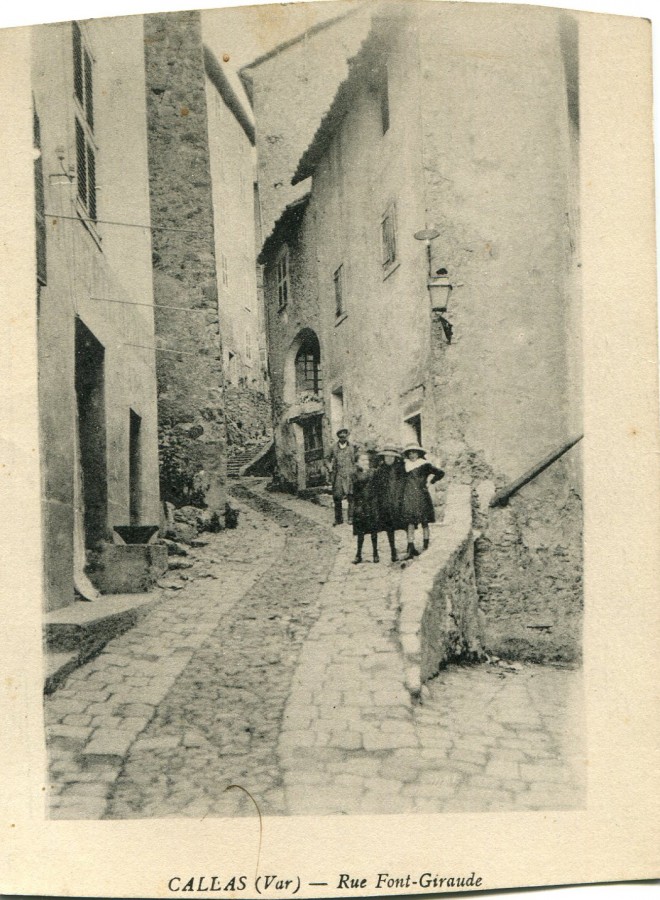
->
{"left": 0, "top": 0, "right": 658, "bottom": 896}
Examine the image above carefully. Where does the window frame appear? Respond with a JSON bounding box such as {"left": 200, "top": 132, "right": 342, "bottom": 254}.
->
{"left": 276, "top": 246, "right": 290, "bottom": 311}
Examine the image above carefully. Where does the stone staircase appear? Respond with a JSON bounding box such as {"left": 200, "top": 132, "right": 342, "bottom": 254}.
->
{"left": 226, "top": 439, "right": 274, "bottom": 478}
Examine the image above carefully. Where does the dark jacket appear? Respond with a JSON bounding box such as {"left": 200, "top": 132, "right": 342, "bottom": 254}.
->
{"left": 372, "top": 460, "right": 405, "bottom": 531}
{"left": 401, "top": 461, "right": 444, "bottom": 526}
{"left": 352, "top": 469, "right": 380, "bottom": 535}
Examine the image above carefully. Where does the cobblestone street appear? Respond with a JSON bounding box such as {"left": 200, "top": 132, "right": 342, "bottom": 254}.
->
{"left": 45, "top": 483, "right": 585, "bottom": 819}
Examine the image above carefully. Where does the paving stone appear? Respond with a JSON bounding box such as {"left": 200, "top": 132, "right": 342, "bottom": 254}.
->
{"left": 46, "top": 725, "right": 93, "bottom": 750}
{"left": 44, "top": 486, "right": 585, "bottom": 820}
{"left": 82, "top": 730, "right": 136, "bottom": 760}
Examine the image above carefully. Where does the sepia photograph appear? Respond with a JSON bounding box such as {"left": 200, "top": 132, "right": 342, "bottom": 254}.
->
{"left": 1, "top": 0, "right": 658, "bottom": 894}
{"left": 35, "top": 0, "right": 586, "bottom": 820}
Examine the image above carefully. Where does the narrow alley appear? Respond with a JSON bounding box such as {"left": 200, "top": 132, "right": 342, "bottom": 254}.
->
{"left": 46, "top": 482, "right": 585, "bottom": 819}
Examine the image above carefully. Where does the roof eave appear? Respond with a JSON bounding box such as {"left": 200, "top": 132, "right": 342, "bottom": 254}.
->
{"left": 204, "top": 45, "right": 255, "bottom": 145}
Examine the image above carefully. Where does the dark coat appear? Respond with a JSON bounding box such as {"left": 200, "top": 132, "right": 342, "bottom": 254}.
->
{"left": 401, "top": 461, "right": 444, "bottom": 526}
{"left": 352, "top": 469, "right": 380, "bottom": 535}
{"left": 372, "top": 460, "right": 405, "bottom": 532}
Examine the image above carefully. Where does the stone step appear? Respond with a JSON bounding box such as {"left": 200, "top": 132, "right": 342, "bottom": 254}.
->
{"left": 44, "top": 592, "right": 161, "bottom": 692}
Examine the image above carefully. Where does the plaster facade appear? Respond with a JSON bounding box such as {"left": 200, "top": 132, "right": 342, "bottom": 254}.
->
{"left": 33, "top": 17, "right": 161, "bottom": 611}
{"left": 204, "top": 51, "right": 271, "bottom": 458}
{"left": 260, "top": 6, "right": 583, "bottom": 658}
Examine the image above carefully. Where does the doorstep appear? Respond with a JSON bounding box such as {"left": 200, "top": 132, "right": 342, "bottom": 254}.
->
{"left": 43, "top": 592, "right": 160, "bottom": 693}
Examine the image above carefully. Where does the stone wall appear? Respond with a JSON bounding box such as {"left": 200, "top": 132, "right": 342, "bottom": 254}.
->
{"left": 399, "top": 486, "right": 483, "bottom": 696}
{"left": 144, "top": 11, "right": 227, "bottom": 513}
{"left": 224, "top": 384, "right": 272, "bottom": 453}
{"left": 474, "top": 458, "right": 583, "bottom": 663}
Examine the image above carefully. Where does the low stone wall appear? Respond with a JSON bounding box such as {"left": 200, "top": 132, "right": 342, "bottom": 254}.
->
{"left": 398, "top": 485, "right": 484, "bottom": 697}
{"left": 87, "top": 544, "right": 168, "bottom": 594}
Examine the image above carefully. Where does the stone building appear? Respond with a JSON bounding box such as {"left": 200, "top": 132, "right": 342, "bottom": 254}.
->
{"left": 204, "top": 47, "right": 272, "bottom": 466}
{"left": 239, "top": 6, "right": 373, "bottom": 240}
{"left": 144, "top": 11, "right": 227, "bottom": 513}
{"left": 258, "top": 4, "right": 583, "bottom": 658}
{"left": 33, "top": 17, "right": 161, "bottom": 611}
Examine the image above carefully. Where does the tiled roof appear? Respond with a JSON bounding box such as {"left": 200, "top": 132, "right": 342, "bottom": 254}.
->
{"left": 291, "top": 13, "right": 400, "bottom": 186}
{"left": 257, "top": 193, "right": 311, "bottom": 265}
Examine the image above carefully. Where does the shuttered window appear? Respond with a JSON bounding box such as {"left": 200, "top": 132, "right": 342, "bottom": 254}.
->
{"left": 72, "top": 22, "right": 97, "bottom": 222}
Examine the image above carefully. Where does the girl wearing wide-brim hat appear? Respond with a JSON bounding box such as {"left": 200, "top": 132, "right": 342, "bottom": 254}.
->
{"left": 401, "top": 443, "right": 445, "bottom": 560}
{"left": 372, "top": 445, "right": 405, "bottom": 562}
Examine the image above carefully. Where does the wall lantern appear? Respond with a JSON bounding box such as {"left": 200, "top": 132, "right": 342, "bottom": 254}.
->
{"left": 414, "top": 228, "right": 454, "bottom": 343}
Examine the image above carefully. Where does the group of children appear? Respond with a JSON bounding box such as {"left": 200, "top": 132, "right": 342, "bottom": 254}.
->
{"left": 352, "top": 443, "right": 445, "bottom": 564}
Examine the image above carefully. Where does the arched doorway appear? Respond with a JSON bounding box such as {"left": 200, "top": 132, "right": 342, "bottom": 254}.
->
{"left": 284, "top": 329, "right": 326, "bottom": 490}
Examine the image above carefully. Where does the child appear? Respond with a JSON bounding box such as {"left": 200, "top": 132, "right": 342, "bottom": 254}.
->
{"left": 373, "top": 445, "right": 405, "bottom": 562}
{"left": 352, "top": 451, "right": 381, "bottom": 564}
{"left": 401, "top": 442, "right": 444, "bottom": 560}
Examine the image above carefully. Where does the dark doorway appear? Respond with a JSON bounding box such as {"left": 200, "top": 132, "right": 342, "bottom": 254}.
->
{"left": 129, "top": 409, "right": 142, "bottom": 525}
{"left": 302, "top": 415, "right": 325, "bottom": 487}
{"left": 75, "top": 318, "right": 107, "bottom": 547}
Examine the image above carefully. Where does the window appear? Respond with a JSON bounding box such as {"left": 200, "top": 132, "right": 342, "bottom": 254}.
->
{"left": 333, "top": 265, "right": 345, "bottom": 318}
{"left": 245, "top": 328, "right": 252, "bottom": 362}
{"left": 381, "top": 203, "right": 397, "bottom": 272}
{"left": 296, "top": 350, "right": 322, "bottom": 394}
{"left": 72, "top": 22, "right": 97, "bottom": 222}
{"left": 33, "top": 106, "right": 47, "bottom": 286}
{"left": 276, "top": 248, "right": 290, "bottom": 310}
{"left": 221, "top": 253, "right": 228, "bottom": 287}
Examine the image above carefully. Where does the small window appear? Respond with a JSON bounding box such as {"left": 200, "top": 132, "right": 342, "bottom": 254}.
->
{"left": 221, "top": 253, "right": 228, "bottom": 287}
{"left": 245, "top": 328, "right": 252, "bottom": 362}
{"left": 381, "top": 203, "right": 397, "bottom": 272}
{"left": 276, "top": 248, "right": 290, "bottom": 311}
{"left": 333, "top": 265, "right": 345, "bottom": 318}
{"left": 72, "top": 23, "right": 97, "bottom": 222}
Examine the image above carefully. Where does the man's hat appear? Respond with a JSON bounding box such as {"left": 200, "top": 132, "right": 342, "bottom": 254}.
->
{"left": 336, "top": 427, "right": 350, "bottom": 437}
{"left": 403, "top": 442, "right": 427, "bottom": 457}
{"left": 377, "top": 445, "right": 402, "bottom": 457}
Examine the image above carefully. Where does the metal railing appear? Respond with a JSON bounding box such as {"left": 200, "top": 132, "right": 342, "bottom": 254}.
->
{"left": 489, "top": 434, "right": 583, "bottom": 508}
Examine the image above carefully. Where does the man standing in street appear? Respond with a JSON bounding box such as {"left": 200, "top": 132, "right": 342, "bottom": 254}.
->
{"left": 327, "top": 427, "right": 358, "bottom": 525}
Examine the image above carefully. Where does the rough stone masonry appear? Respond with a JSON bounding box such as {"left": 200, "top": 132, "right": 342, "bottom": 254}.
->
{"left": 144, "top": 11, "right": 227, "bottom": 514}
